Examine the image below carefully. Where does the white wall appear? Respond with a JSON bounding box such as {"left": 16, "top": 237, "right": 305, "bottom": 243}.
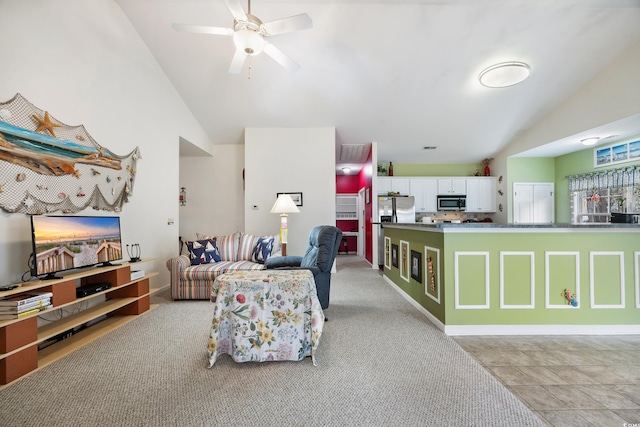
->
{"left": 178, "top": 145, "right": 245, "bottom": 242}
{"left": 244, "top": 128, "right": 336, "bottom": 256}
{"left": 493, "top": 39, "right": 640, "bottom": 223}
{"left": 503, "top": 39, "right": 640, "bottom": 158}
{"left": 0, "top": 0, "right": 211, "bottom": 286}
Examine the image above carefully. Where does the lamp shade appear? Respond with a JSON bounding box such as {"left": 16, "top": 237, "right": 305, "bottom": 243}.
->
{"left": 271, "top": 194, "right": 300, "bottom": 214}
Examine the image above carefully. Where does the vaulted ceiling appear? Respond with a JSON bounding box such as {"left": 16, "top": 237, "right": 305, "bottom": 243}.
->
{"left": 116, "top": 0, "right": 640, "bottom": 174}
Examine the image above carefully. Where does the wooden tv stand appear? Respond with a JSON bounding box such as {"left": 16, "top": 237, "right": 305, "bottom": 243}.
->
{"left": 0, "top": 261, "right": 165, "bottom": 386}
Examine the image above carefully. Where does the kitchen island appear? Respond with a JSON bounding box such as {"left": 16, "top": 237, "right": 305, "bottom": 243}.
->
{"left": 381, "top": 223, "right": 640, "bottom": 335}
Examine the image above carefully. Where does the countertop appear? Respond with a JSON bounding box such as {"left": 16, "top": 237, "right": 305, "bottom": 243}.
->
{"left": 380, "top": 222, "right": 640, "bottom": 233}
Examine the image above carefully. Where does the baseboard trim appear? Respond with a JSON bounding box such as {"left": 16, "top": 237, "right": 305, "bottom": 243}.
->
{"left": 383, "top": 275, "right": 446, "bottom": 333}
{"left": 382, "top": 275, "right": 640, "bottom": 336}
{"left": 443, "top": 324, "right": 640, "bottom": 336}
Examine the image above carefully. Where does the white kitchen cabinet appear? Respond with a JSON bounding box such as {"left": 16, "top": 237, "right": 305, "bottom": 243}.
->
{"left": 437, "top": 178, "right": 466, "bottom": 195}
{"left": 377, "top": 177, "right": 392, "bottom": 195}
{"left": 391, "top": 178, "right": 410, "bottom": 195}
{"left": 410, "top": 178, "right": 438, "bottom": 212}
{"left": 377, "top": 177, "right": 410, "bottom": 195}
{"left": 466, "top": 177, "right": 496, "bottom": 212}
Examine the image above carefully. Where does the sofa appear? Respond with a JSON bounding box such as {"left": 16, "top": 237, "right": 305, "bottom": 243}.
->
{"left": 166, "top": 231, "right": 281, "bottom": 300}
{"left": 265, "top": 225, "right": 342, "bottom": 309}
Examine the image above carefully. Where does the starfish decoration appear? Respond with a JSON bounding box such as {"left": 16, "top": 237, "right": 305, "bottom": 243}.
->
{"left": 32, "top": 111, "right": 62, "bottom": 137}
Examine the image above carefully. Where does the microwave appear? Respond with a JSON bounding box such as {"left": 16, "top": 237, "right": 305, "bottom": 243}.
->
{"left": 437, "top": 195, "right": 466, "bottom": 211}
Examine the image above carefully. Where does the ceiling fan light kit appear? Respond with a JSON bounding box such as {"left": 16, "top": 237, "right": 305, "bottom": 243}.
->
{"left": 173, "top": 0, "right": 312, "bottom": 74}
{"left": 479, "top": 62, "right": 530, "bottom": 88}
{"left": 233, "top": 29, "right": 264, "bottom": 55}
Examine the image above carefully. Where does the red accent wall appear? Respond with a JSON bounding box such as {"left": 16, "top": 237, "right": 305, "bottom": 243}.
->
{"left": 336, "top": 175, "right": 360, "bottom": 193}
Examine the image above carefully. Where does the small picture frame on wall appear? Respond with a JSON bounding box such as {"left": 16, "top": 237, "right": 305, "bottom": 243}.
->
{"left": 400, "top": 240, "right": 410, "bottom": 282}
{"left": 424, "top": 246, "right": 441, "bottom": 304}
{"left": 277, "top": 192, "right": 303, "bottom": 206}
{"left": 384, "top": 237, "right": 391, "bottom": 269}
{"left": 411, "top": 250, "right": 422, "bottom": 283}
{"left": 391, "top": 244, "right": 398, "bottom": 268}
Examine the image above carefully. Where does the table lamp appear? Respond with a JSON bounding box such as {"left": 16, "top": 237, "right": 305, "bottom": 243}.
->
{"left": 270, "top": 194, "right": 300, "bottom": 256}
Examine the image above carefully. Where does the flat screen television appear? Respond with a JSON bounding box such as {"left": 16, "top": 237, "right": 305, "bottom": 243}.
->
{"left": 30, "top": 215, "right": 123, "bottom": 279}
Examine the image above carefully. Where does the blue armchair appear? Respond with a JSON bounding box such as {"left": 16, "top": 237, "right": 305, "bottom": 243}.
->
{"left": 265, "top": 225, "right": 343, "bottom": 309}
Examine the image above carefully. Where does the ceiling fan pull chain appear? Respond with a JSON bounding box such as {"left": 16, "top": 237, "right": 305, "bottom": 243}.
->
{"left": 248, "top": 56, "right": 252, "bottom": 79}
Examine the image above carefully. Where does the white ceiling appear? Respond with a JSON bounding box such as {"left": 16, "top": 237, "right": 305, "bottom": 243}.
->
{"left": 116, "top": 0, "right": 640, "bottom": 174}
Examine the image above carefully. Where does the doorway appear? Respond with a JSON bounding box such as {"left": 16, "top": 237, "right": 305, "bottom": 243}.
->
{"left": 358, "top": 188, "right": 365, "bottom": 256}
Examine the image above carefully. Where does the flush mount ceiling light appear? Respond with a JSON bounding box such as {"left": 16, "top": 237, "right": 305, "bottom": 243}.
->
{"left": 479, "top": 62, "right": 530, "bottom": 88}
{"left": 581, "top": 137, "right": 600, "bottom": 146}
{"left": 342, "top": 167, "right": 351, "bottom": 174}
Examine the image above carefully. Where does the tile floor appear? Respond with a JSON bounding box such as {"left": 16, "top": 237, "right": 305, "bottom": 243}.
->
{"left": 452, "top": 335, "right": 640, "bottom": 427}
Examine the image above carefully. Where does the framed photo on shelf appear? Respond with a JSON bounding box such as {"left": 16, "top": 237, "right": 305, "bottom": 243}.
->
{"left": 411, "top": 250, "right": 422, "bottom": 283}
{"left": 594, "top": 139, "right": 640, "bottom": 168}
{"left": 391, "top": 243, "right": 398, "bottom": 268}
{"left": 631, "top": 141, "right": 640, "bottom": 160}
{"left": 276, "top": 192, "right": 303, "bottom": 206}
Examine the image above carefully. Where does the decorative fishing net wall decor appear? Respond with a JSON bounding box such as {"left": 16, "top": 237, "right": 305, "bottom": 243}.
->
{"left": 0, "top": 93, "right": 141, "bottom": 214}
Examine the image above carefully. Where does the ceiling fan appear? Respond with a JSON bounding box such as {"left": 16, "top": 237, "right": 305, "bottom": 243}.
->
{"left": 172, "top": 0, "right": 312, "bottom": 74}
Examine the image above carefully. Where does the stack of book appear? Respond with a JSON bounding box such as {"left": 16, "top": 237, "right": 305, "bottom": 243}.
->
{"left": 0, "top": 292, "right": 54, "bottom": 320}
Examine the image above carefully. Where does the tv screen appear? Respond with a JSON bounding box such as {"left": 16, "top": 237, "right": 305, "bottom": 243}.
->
{"left": 31, "top": 215, "right": 123, "bottom": 279}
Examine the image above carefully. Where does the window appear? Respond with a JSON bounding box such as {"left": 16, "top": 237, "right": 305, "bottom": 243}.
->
{"left": 571, "top": 185, "right": 640, "bottom": 223}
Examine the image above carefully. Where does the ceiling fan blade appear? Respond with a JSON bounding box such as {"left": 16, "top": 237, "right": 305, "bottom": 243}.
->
{"left": 262, "top": 13, "right": 312, "bottom": 36}
{"left": 223, "top": 0, "right": 247, "bottom": 22}
{"left": 229, "top": 48, "right": 247, "bottom": 74}
{"left": 263, "top": 43, "right": 300, "bottom": 72}
{"left": 172, "top": 23, "right": 233, "bottom": 36}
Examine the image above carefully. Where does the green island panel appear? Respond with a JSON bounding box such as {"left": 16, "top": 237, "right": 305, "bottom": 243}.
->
{"left": 591, "top": 253, "right": 624, "bottom": 307}
{"left": 383, "top": 227, "right": 640, "bottom": 327}
{"left": 547, "top": 252, "right": 579, "bottom": 307}
{"left": 456, "top": 253, "right": 488, "bottom": 307}
{"left": 502, "top": 253, "right": 533, "bottom": 307}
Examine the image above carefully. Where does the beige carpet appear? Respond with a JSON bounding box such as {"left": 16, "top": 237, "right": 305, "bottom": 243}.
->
{"left": 0, "top": 256, "right": 545, "bottom": 426}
